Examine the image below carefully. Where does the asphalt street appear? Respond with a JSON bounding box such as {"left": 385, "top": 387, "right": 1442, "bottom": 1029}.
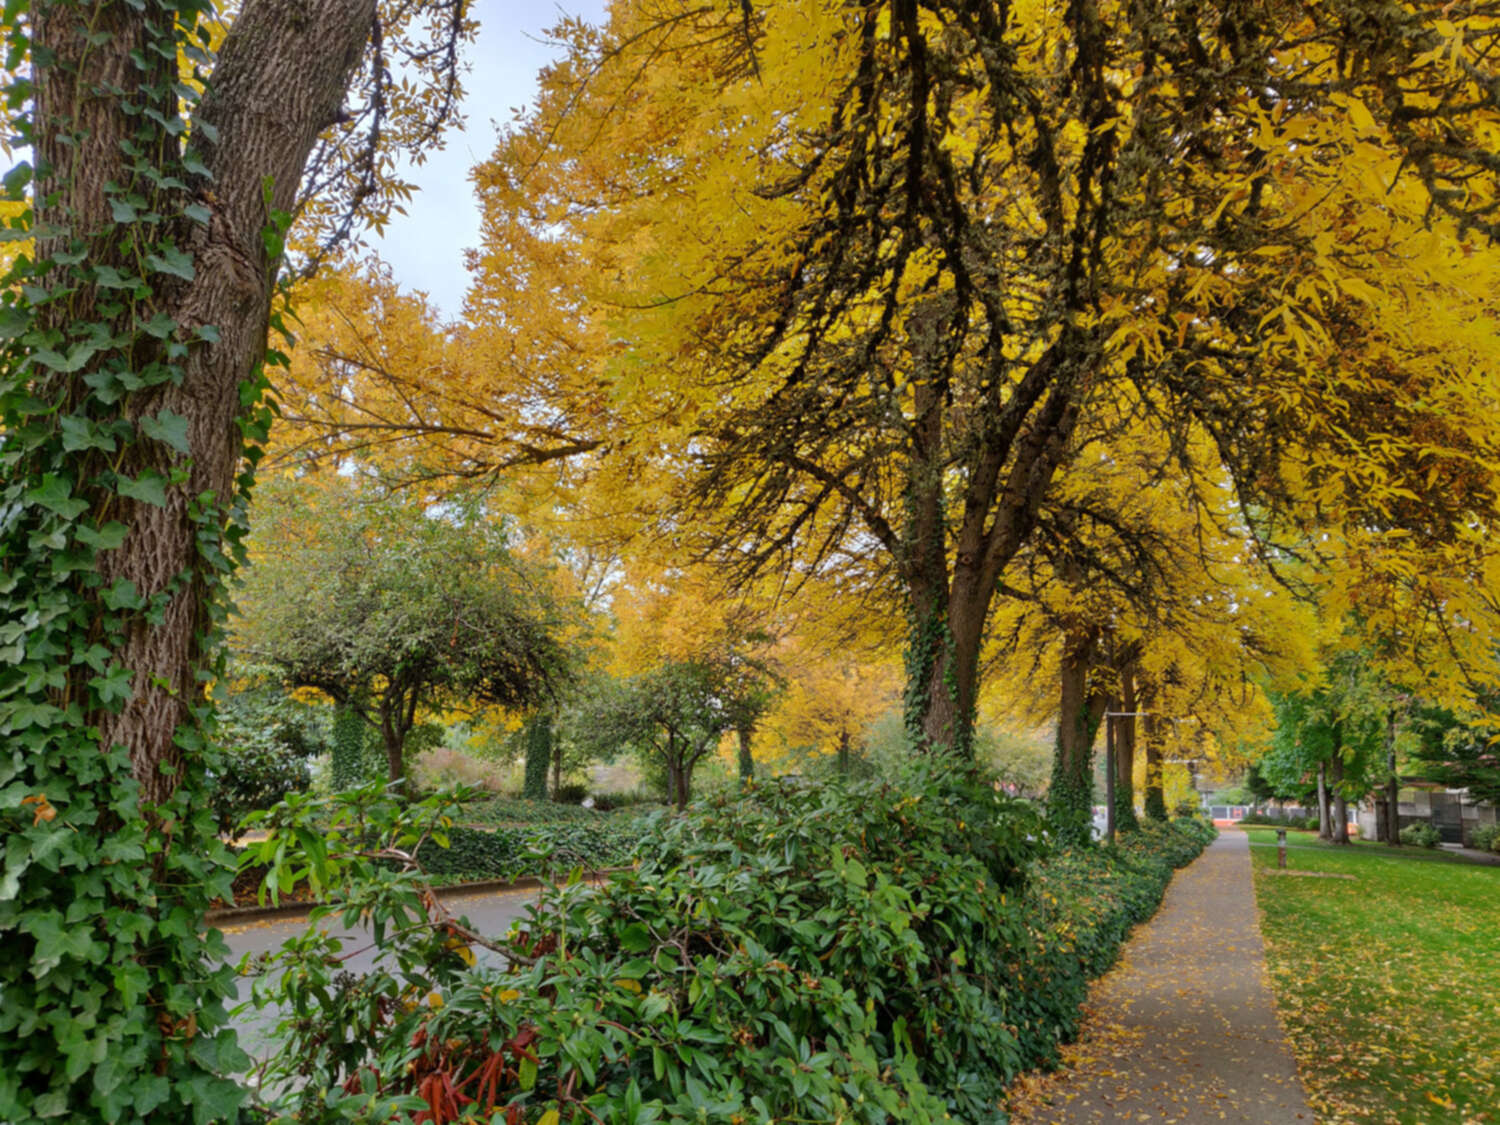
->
{"left": 217, "top": 885, "right": 542, "bottom": 1079}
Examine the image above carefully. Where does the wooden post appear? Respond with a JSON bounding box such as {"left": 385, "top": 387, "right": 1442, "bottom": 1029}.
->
{"left": 1277, "top": 828, "right": 1287, "bottom": 869}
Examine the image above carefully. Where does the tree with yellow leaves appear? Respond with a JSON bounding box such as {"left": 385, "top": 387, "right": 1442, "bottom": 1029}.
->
{"left": 471, "top": 0, "right": 1500, "bottom": 768}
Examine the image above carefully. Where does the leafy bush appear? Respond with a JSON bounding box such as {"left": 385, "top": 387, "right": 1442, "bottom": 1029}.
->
{"left": 1401, "top": 821, "right": 1441, "bottom": 848}
{"left": 413, "top": 821, "right": 643, "bottom": 880}
{"left": 552, "top": 782, "right": 590, "bottom": 804}
{"left": 208, "top": 742, "right": 313, "bottom": 836}
{"left": 1469, "top": 823, "right": 1500, "bottom": 852}
{"left": 243, "top": 763, "right": 1213, "bottom": 1124}
{"left": 209, "top": 669, "right": 327, "bottom": 833}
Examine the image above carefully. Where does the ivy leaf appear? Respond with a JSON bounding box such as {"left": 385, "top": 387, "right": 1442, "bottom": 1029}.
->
{"left": 116, "top": 471, "right": 167, "bottom": 508}
{"left": 139, "top": 411, "right": 191, "bottom": 455}
{"left": 145, "top": 244, "right": 194, "bottom": 282}
{"left": 91, "top": 665, "right": 133, "bottom": 708}
{"left": 75, "top": 522, "right": 129, "bottom": 551}
{"left": 31, "top": 341, "right": 98, "bottom": 374}
{"left": 25, "top": 475, "right": 88, "bottom": 520}
{"left": 60, "top": 415, "right": 117, "bottom": 454}
{"left": 0, "top": 305, "right": 28, "bottom": 340}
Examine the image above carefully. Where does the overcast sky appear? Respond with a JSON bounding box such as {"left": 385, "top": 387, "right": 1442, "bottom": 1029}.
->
{"left": 367, "top": 0, "right": 610, "bottom": 319}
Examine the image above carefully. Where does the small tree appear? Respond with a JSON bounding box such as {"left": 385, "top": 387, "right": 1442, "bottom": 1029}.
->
{"left": 236, "top": 476, "right": 573, "bottom": 788}
{"left": 576, "top": 653, "right": 777, "bottom": 810}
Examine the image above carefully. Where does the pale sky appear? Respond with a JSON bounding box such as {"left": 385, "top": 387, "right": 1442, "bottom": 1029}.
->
{"left": 367, "top": 0, "right": 610, "bottom": 319}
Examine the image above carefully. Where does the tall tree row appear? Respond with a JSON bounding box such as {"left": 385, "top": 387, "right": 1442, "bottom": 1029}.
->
{"left": 471, "top": 0, "right": 1500, "bottom": 770}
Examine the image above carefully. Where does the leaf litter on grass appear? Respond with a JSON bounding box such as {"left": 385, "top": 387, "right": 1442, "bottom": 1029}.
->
{"left": 1249, "top": 829, "right": 1500, "bottom": 1124}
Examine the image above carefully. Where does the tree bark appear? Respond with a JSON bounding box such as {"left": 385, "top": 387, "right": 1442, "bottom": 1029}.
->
{"left": 1316, "top": 760, "right": 1332, "bottom": 840}
{"left": 37, "top": 0, "right": 378, "bottom": 806}
{"left": 1330, "top": 749, "right": 1350, "bottom": 845}
{"left": 1047, "top": 627, "right": 1106, "bottom": 843}
{"left": 1113, "top": 666, "right": 1139, "bottom": 832}
{"left": 1386, "top": 707, "right": 1401, "bottom": 847}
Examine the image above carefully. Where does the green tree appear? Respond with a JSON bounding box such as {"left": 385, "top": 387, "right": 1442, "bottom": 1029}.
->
{"left": 1407, "top": 701, "right": 1500, "bottom": 806}
{"left": 236, "top": 475, "right": 574, "bottom": 788}
{"left": 574, "top": 653, "right": 776, "bottom": 811}
{"left": 1260, "top": 651, "right": 1389, "bottom": 844}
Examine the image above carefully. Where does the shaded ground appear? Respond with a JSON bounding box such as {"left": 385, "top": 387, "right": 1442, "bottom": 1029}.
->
{"left": 1008, "top": 831, "right": 1314, "bottom": 1124}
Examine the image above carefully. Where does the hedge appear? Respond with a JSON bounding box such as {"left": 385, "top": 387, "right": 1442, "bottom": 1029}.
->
{"left": 412, "top": 820, "right": 645, "bottom": 880}
{"left": 246, "top": 764, "right": 1214, "bottom": 1124}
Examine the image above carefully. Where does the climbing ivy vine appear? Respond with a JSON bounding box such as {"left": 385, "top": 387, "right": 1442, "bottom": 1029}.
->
{"left": 0, "top": 3, "right": 271, "bottom": 1120}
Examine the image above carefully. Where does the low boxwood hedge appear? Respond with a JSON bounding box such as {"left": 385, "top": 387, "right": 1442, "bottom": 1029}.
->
{"left": 248, "top": 764, "right": 1213, "bottom": 1124}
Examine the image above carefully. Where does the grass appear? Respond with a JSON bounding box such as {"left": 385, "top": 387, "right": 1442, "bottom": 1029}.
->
{"left": 1247, "top": 826, "right": 1500, "bottom": 1124}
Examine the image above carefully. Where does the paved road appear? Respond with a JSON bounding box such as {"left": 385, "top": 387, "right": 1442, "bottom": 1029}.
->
{"left": 218, "top": 885, "right": 543, "bottom": 1070}
{"left": 1010, "top": 831, "right": 1315, "bottom": 1124}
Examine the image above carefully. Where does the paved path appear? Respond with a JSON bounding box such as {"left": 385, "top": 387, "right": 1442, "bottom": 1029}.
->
{"left": 1009, "top": 831, "right": 1315, "bottom": 1124}
{"left": 219, "top": 885, "right": 541, "bottom": 1066}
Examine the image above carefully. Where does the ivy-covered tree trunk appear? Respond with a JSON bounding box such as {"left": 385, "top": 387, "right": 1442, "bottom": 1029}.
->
{"left": 523, "top": 713, "right": 552, "bottom": 800}
{"left": 331, "top": 697, "right": 369, "bottom": 791}
{"left": 1047, "top": 628, "right": 1106, "bottom": 844}
{"left": 1113, "top": 669, "right": 1140, "bottom": 833}
{"left": 736, "top": 725, "right": 755, "bottom": 786}
{"left": 1, "top": 3, "right": 380, "bottom": 1120}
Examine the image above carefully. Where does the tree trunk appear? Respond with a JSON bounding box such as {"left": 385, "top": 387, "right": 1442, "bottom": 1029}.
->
{"left": 380, "top": 701, "right": 405, "bottom": 788}
{"left": 1113, "top": 667, "right": 1139, "bottom": 832}
{"left": 1330, "top": 751, "right": 1350, "bottom": 845}
{"left": 1138, "top": 680, "right": 1168, "bottom": 821}
{"left": 1386, "top": 707, "right": 1401, "bottom": 847}
{"left": 523, "top": 713, "right": 552, "bottom": 800}
{"left": 36, "top": 0, "right": 379, "bottom": 807}
{"left": 1047, "top": 628, "right": 1104, "bottom": 844}
{"left": 837, "top": 726, "right": 852, "bottom": 775}
{"left": 737, "top": 724, "right": 755, "bottom": 786}
{"left": 551, "top": 731, "right": 564, "bottom": 799}
{"left": 1316, "top": 761, "right": 1332, "bottom": 840}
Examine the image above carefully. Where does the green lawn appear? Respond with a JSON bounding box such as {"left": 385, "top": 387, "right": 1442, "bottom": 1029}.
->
{"left": 1247, "top": 827, "right": 1500, "bottom": 1124}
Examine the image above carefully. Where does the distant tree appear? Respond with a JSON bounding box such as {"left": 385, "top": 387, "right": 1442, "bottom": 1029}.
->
{"left": 1260, "top": 650, "right": 1388, "bottom": 844}
{"left": 1407, "top": 702, "right": 1500, "bottom": 806}
{"left": 1245, "top": 763, "right": 1278, "bottom": 811}
{"left": 575, "top": 652, "right": 778, "bottom": 810}
{"left": 236, "top": 475, "right": 574, "bottom": 788}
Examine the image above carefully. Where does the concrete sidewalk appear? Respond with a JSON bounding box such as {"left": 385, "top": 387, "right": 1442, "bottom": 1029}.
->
{"left": 1008, "top": 831, "right": 1315, "bottom": 1124}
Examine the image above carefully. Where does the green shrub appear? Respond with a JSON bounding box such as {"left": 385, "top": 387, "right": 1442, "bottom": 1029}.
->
{"left": 244, "top": 763, "right": 1213, "bottom": 1124}
{"left": 412, "top": 820, "right": 643, "bottom": 879}
{"left": 1468, "top": 823, "right": 1500, "bottom": 852}
{"left": 1400, "top": 821, "right": 1441, "bottom": 848}
{"left": 208, "top": 740, "right": 312, "bottom": 836}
